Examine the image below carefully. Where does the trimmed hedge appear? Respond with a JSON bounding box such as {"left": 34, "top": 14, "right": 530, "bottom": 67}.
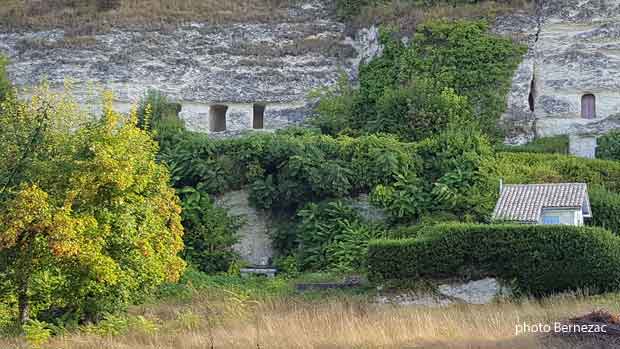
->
{"left": 495, "top": 152, "right": 620, "bottom": 193}
{"left": 589, "top": 185, "right": 620, "bottom": 236}
{"left": 368, "top": 224, "right": 620, "bottom": 295}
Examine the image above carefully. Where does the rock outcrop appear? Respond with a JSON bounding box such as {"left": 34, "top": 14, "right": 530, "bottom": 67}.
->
{"left": 215, "top": 190, "right": 273, "bottom": 267}
{"left": 0, "top": 0, "right": 378, "bottom": 134}
{"left": 497, "top": 0, "right": 620, "bottom": 157}
{"left": 376, "top": 278, "right": 510, "bottom": 307}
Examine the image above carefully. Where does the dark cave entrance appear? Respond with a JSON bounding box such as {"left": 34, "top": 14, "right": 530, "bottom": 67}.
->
{"left": 253, "top": 104, "right": 265, "bottom": 129}
{"left": 528, "top": 75, "right": 536, "bottom": 112}
{"left": 209, "top": 105, "right": 228, "bottom": 132}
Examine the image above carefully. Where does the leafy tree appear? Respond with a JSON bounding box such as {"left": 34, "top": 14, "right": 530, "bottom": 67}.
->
{"left": 0, "top": 90, "right": 185, "bottom": 325}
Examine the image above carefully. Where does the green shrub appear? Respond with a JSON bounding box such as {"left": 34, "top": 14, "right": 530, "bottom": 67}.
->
{"left": 336, "top": 0, "right": 374, "bottom": 19}
{"left": 597, "top": 131, "right": 620, "bottom": 161}
{"left": 0, "top": 55, "right": 11, "bottom": 103}
{"left": 369, "top": 79, "right": 474, "bottom": 141}
{"left": 136, "top": 89, "right": 185, "bottom": 141}
{"left": 23, "top": 320, "right": 51, "bottom": 349}
{"left": 312, "top": 21, "right": 525, "bottom": 140}
{"left": 296, "top": 201, "right": 384, "bottom": 272}
{"left": 588, "top": 185, "right": 620, "bottom": 235}
{"left": 371, "top": 127, "right": 496, "bottom": 222}
{"left": 162, "top": 131, "right": 418, "bottom": 212}
{"left": 368, "top": 224, "right": 620, "bottom": 295}
{"left": 399, "top": 20, "right": 526, "bottom": 138}
{"left": 495, "top": 152, "right": 620, "bottom": 193}
{"left": 178, "top": 187, "right": 241, "bottom": 274}
{"left": 496, "top": 136, "right": 569, "bottom": 154}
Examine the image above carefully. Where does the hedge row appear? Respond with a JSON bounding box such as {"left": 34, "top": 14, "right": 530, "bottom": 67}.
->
{"left": 495, "top": 152, "right": 620, "bottom": 193}
{"left": 589, "top": 185, "right": 620, "bottom": 236}
{"left": 368, "top": 224, "right": 620, "bottom": 295}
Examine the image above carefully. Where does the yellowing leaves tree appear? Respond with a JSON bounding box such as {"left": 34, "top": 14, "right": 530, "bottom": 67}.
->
{"left": 0, "top": 87, "right": 185, "bottom": 325}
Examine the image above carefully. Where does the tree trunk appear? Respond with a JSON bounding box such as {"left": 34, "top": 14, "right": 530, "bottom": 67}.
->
{"left": 18, "top": 289, "right": 29, "bottom": 325}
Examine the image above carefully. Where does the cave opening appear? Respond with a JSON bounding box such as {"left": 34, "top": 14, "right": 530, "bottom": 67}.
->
{"left": 253, "top": 104, "right": 265, "bottom": 129}
{"left": 528, "top": 74, "right": 536, "bottom": 112}
{"left": 209, "top": 105, "right": 228, "bottom": 132}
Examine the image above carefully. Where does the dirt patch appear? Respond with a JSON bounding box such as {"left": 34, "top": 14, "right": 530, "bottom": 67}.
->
{"left": 542, "top": 310, "right": 620, "bottom": 348}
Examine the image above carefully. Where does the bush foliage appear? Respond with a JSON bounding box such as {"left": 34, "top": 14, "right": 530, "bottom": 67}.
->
{"left": 160, "top": 130, "right": 419, "bottom": 213}
{"left": 296, "top": 201, "right": 384, "bottom": 272}
{"left": 494, "top": 152, "right": 620, "bottom": 193}
{"left": 596, "top": 131, "right": 620, "bottom": 161}
{"left": 178, "top": 186, "right": 240, "bottom": 274}
{"left": 312, "top": 21, "right": 525, "bottom": 140}
{"left": 588, "top": 185, "right": 620, "bottom": 236}
{"left": 496, "top": 136, "right": 569, "bottom": 155}
{"left": 368, "top": 224, "right": 620, "bottom": 295}
{"left": 0, "top": 55, "right": 11, "bottom": 103}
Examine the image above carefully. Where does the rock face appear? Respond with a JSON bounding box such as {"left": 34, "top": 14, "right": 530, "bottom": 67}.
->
{"left": 376, "top": 278, "right": 509, "bottom": 307}
{"left": 0, "top": 0, "right": 377, "bottom": 134}
{"left": 498, "top": 0, "right": 620, "bottom": 157}
{"left": 215, "top": 190, "right": 273, "bottom": 267}
{"left": 438, "top": 278, "right": 507, "bottom": 305}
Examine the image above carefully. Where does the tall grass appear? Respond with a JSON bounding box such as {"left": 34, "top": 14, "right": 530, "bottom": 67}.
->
{"left": 0, "top": 0, "right": 290, "bottom": 32}
{"left": 2, "top": 290, "right": 619, "bottom": 348}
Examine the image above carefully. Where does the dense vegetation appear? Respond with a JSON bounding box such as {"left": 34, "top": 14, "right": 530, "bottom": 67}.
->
{"left": 368, "top": 224, "right": 620, "bottom": 295}
{"left": 597, "top": 130, "right": 620, "bottom": 161}
{"left": 312, "top": 21, "right": 525, "bottom": 140}
{"left": 496, "top": 135, "right": 569, "bottom": 154}
{"left": 3, "top": 0, "right": 620, "bottom": 344}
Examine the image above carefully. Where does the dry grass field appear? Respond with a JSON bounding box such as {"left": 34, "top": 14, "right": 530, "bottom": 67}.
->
{"left": 0, "top": 0, "right": 535, "bottom": 34}
{"left": 0, "top": 0, "right": 290, "bottom": 32}
{"left": 1, "top": 290, "right": 619, "bottom": 349}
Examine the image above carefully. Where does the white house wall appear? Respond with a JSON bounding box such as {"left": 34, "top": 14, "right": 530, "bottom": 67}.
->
{"left": 539, "top": 208, "right": 580, "bottom": 226}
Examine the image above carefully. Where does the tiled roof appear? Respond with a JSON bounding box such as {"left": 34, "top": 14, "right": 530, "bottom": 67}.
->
{"left": 492, "top": 183, "right": 589, "bottom": 223}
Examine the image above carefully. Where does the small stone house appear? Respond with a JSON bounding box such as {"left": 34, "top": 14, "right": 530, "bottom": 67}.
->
{"left": 492, "top": 183, "right": 591, "bottom": 226}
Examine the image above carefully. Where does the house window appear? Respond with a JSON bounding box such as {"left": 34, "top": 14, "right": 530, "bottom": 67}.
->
{"left": 542, "top": 216, "right": 561, "bottom": 225}
{"left": 253, "top": 104, "right": 265, "bottom": 129}
{"left": 209, "top": 105, "right": 228, "bottom": 132}
{"left": 581, "top": 94, "right": 596, "bottom": 119}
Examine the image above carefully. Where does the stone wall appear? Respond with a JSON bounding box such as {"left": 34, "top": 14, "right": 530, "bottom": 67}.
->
{"left": 497, "top": 0, "right": 620, "bottom": 156}
{"left": 0, "top": 0, "right": 379, "bottom": 134}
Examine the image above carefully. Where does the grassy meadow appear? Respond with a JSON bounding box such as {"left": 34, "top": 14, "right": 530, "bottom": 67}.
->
{"left": 1, "top": 271, "right": 618, "bottom": 349}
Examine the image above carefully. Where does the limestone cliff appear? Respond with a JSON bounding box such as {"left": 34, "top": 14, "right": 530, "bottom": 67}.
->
{"left": 497, "top": 0, "right": 620, "bottom": 157}
{"left": 0, "top": 1, "right": 378, "bottom": 134}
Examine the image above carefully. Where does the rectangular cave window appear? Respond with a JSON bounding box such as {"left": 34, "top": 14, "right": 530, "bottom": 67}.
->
{"left": 209, "top": 105, "right": 228, "bottom": 132}
{"left": 253, "top": 104, "right": 265, "bottom": 129}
